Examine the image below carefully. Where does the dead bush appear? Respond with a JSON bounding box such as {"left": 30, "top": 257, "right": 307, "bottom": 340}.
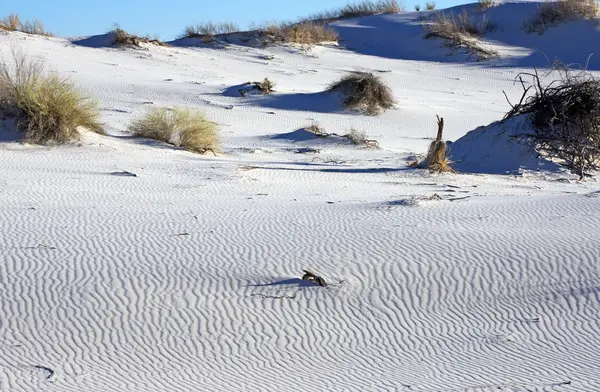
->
{"left": 504, "top": 64, "right": 600, "bottom": 178}
{"left": 0, "top": 48, "right": 102, "bottom": 143}
{"left": 0, "top": 13, "right": 52, "bottom": 36}
{"left": 328, "top": 72, "right": 395, "bottom": 115}
{"left": 425, "top": 2, "right": 436, "bottom": 10}
{"left": 415, "top": 4, "right": 422, "bottom": 11}
{"left": 345, "top": 128, "right": 380, "bottom": 147}
{"left": 424, "top": 10, "right": 498, "bottom": 59}
{"left": 129, "top": 107, "right": 219, "bottom": 154}
{"left": 525, "top": 0, "right": 599, "bottom": 34}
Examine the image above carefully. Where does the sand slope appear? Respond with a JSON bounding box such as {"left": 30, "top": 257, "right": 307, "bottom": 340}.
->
{"left": 1, "top": 2, "right": 600, "bottom": 391}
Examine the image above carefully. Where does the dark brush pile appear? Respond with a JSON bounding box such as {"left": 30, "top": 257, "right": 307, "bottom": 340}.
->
{"left": 505, "top": 65, "right": 600, "bottom": 178}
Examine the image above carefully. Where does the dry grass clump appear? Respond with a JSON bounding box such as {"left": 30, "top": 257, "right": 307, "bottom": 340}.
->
{"left": 257, "top": 21, "right": 338, "bottom": 45}
{"left": 180, "top": 22, "right": 239, "bottom": 39}
{"left": 345, "top": 128, "right": 380, "bottom": 147}
{"left": 424, "top": 10, "right": 498, "bottom": 59}
{"left": 0, "top": 13, "right": 52, "bottom": 36}
{"left": 305, "top": 0, "right": 403, "bottom": 22}
{"left": 259, "top": 78, "right": 275, "bottom": 94}
{"left": 129, "top": 107, "right": 219, "bottom": 154}
{"left": 328, "top": 72, "right": 395, "bottom": 115}
{"left": 111, "top": 25, "right": 168, "bottom": 47}
{"left": 306, "top": 123, "right": 328, "bottom": 137}
{"left": 238, "top": 78, "right": 276, "bottom": 96}
{"left": 504, "top": 64, "right": 600, "bottom": 178}
{"left": 425, "top": 2, "right": 437, "bottom": 10}
{"left": 282, "top": 22, "right": 339, "bottom": 44}
{"left": 422, "top": 116, "right": 455, "bottom": 173}
{"left": 525, "top": 0, "right": 599, "bottom": 34}
{"left": 0, "top": 49, "right": 102, "bottom": 144}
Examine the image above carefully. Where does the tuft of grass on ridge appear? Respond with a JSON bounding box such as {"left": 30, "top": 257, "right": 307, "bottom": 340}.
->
{"left": 524, "top": 0, "right": 599, "bottom": 34}
{"left": 0, "top": 13, "right": 52, "bottom": 36}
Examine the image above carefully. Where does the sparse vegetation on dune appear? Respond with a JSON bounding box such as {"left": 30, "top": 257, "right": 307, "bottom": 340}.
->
{"left": 304, "top": 0, "right": 403, "bottom": 22}
{"left": 425, "top": 2, "right": 437, "bottom": 10}
{"left": 504, "top": 64, "right": 600, "bottom": 178}
{"left": 0, "top": 49, "right": 102, "bottom": 144}
{"left": 0, "top": 13, "right": 52, "bottom": 36}
{"left": 525, "top": 0, "right": 599, "bottom": 34}
{"left": 304, "top": 124, "right": 379, "bottom": 147}
{"left": 328, "top": 72, "right": 395, "bottom": 115}
{"left": 279, "top": 22, "right": 339, "bottom": 44}
{"left": 111, "top": 25, "right": 168, "bottom": 47}
{"left": 129, "top": 107, "right": 219, "bottom": 154}
{"left": 179, "top": 22, "right": 239, "bottom": 39}
{"left": 424, "top": 10, "right": 498, "bottom": 59}
{"left": 238, "top": 21, "right": 340, "bottom": 45}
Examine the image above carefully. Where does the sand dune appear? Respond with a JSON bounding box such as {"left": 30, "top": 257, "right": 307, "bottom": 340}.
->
{"left": 2, "top": 2, "right": 600, "bottom": 391}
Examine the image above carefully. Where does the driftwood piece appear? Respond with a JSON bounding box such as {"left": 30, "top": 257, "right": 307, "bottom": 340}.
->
{"left": 302, "top": 270, "right": 326, "bottom": 287}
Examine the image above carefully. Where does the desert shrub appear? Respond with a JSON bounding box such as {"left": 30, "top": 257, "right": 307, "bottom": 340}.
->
{"left": 129, "top": 107, "right": 219, "bottom": 154}
{"left": 111, "top": 25, "right": 167, "bottom": 47}
{"left": 415, "top": 4, "right": 422, "bottom": 11}
{"left": 525, "top": 0, "right": 599, "bottom": 34}
{"left": 0, "top": 13, "right": 52, "bottom": 36}
{"left": 0, "top": 49, "right": 102, "bottom": 143}
{"left": 425, "top": 2, "right": 436, "bottom": 10}
{"left": 328, "top": 72, "right": 394, "bottom": 115}
{"left": 180, "top": 22, "right": 239, "bottom": 38}
{"left": 504, "top": 65, "right": 600, "bottom": 178}
{"left": 478, "top": 0, "right": 496, "bottom": 10}
{"left": 424, "top": 10, "right": 498, "bottom": 59}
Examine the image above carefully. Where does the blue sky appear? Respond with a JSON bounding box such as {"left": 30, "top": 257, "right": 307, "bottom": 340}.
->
{"left": 1, "top": 0, "right": 464, "bottom": 40}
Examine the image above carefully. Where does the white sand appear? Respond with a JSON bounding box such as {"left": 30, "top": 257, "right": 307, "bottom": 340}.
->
{"left": 1, "top": 3, "right": 600, "bottom": 391}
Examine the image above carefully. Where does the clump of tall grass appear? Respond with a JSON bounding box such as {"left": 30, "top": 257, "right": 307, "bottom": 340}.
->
{"left": 179, "top": 22, "right": 239, "bottom": 39}
{"left": 129, "top": 107, "right": 219, "bottom": 154}
{"left": 0, "top": 13, "right": 52, "bottom": 36}
{"left": 524, "top": 0, "right": 599, "bottom": 34}
{"left": 424, "top": 10, "right": 498, "bottom": 59}
{"left": 0, "top": 49, "right": 102, "bottom": 144}
{"left": 305, "top": 0, "right": 403, "bottom": 22}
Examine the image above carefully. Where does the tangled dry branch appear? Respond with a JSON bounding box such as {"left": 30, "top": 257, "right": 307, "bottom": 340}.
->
{"left": 504, "top": 61, "right": 600, "bottom": 178}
